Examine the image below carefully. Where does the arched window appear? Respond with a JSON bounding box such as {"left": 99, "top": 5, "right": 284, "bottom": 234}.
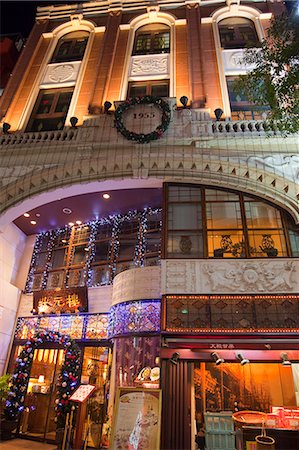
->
{"left": 132, "top": 23, "right": 170, "bottom": 56}
{"left": 218, "top": 17, "right": 259, "bottom": 49}
{"left": 127, "top": 23, "right": 171, "bottom": 98}
{"left": 51, "top": 31, "right": 89, "bottom": 63}
{"left": 166, "top": 184, "right": 299, "bottom": 259}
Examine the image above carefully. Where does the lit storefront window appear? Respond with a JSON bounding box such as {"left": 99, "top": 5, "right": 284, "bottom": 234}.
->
{"left": 166, "top": 184, "right": 298, "bottom": 259}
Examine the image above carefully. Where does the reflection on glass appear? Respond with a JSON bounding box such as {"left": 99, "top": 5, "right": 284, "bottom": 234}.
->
{"left": 19, "top": 348, "right": 64, "bottom": 442}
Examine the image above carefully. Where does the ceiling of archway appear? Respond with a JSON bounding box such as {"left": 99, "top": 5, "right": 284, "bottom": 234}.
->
{"left": 13, "top": 188, "right": 162, "bottom": 235}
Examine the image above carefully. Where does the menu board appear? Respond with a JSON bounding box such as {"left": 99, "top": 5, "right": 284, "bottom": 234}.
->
{"left": 69, "top": 384, "right": 96, "bottom": 403}
{"left": 110, "top": 388, "right": 162, "bottom": 450}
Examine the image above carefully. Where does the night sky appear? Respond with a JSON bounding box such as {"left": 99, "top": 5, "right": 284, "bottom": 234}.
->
{"left": 0, "top": 1, "right": 297, "bottom": 37}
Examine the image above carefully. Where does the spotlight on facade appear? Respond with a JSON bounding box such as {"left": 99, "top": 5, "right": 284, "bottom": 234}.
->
{"left": 281, "top": 352, "right": 292, "bottom": 366}
{"left": 2, "top": 122, "right": 11, "bottom": 134}
{"left": 179, "top": 96, "right": 188, "bottom": 108}
{"left": 70, "top": 117, "right": 78, "bottom": 128}
{"left": 236, "top": 352, "right": 249, "bottom": 366}
{"left": 104, "top": 101, "right": 112, "bottom": 114}
{"left": 170, "top": 352, "right": 180, "bottom": 365}
{"left": 214, "top": 108, "right": 223, "bottom": 121}
{"left": 211, "top": 352, "right": 224, "bottom": 366}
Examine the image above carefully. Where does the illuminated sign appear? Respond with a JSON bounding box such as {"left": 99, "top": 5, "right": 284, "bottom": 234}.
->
{"left": 33, "top": 287, "right": 88, "bottom": 314}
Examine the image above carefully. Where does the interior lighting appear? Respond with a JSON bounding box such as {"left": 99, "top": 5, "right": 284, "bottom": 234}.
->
{"left": 63, "top": 208, "right": 72, "bottom": 215}
{"left": 280, "top": 352, "right": 292, "bottom": 366}
{"left": 38, "top": 375, "right": 45, "bottom": 383}
{"left": 170, "top": 352, "right": 180, "bottom": 365}
{"left": 211, "top": 352, "right": 224, "bottom": 366}
{"left": 35, "top": 213, "right": 40, "bottom": 217}
{"left": 24, "top": 213, "right": 30, "bottom": 217}
{"left": 30, "top": 220, "right": 37, "bottom": 225}
{"left": 76, "top": 220, "right": 82, "bottom": 225}
{"left": 103, "top": 193, "right": 110, "bottom": 199}
{"left": 236, "top": 352, "right": 250, "bottom": 366}
{"left": 68, "top": 222, "right": 74, "bottom": 227}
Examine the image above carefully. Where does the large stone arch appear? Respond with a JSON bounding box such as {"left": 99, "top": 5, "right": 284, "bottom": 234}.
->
{"left": 0, "top": 153, "right": 298, "bottom": 226}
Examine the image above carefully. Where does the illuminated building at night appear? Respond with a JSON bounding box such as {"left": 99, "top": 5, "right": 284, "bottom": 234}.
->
{"left": 0, "top": 0, "right": 299, "bottom": 448}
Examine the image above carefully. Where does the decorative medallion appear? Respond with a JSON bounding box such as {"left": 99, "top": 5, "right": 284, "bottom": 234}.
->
{"left": 180, "top": 235, "right": 192, "bottom": 254}
{"left": 49, "top": 64, "right": 74, "bottom": 83}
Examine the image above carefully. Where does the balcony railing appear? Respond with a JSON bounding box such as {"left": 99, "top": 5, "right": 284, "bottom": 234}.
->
{"left": 164, "top": 294, "right": 299, "bottom": 334}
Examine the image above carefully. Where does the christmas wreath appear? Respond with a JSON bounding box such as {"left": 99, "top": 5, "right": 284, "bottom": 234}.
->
{"left": 114, "top": 96, "right": 171, "bottom": 144}
{"left": 5, "top": 330, "right": 81, "bottom": 428}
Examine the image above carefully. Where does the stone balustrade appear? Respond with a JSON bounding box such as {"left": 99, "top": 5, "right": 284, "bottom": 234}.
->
{"left": 0, "top": 105, "right": 279, "bottom": 149}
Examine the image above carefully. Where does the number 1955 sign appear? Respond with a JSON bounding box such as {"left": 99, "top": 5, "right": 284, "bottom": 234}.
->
{"left": 114, "top": 96, "right": 171, "bottom": 144}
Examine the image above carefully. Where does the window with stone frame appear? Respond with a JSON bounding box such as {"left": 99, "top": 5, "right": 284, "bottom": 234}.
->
{"left": 218, "top": 17, "right": 259, "bottom": 49}
{"left": 26, "top": 89, "right": 73, "bottom": 132}
{"left": 127, "top": 80, "right": 169, "bottom": 98}
{"left": 51, "top": 31, "right": 89, "bottom": 63}
{"left": 133, "top": 23, "right": 170, "bottom": 55}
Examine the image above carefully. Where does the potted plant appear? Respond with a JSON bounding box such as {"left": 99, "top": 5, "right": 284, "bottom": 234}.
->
{"left": 0, "top": 374, "right": 17, "bottom": 441}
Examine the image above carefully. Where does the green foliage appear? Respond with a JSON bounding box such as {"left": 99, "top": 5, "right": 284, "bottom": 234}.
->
{"left": 114, "top": 96, "right": 171, "bottom": 143}
{"left": 0, "top": 374, "right": 11, "bottom": 401}
{"left": 235, "top": 13, "right": 299, "bottom": 134}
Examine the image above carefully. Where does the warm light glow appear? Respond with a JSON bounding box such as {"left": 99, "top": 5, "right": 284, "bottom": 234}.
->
{"left": 38, "top": 375, "right": 45, "bottom": 383}
{"left": 30, "top": 220, "right": 37, "bottom": 225}
{"left": 68, "top": 222, "right": 74, "bottom": 226}
{"left": 103, "top": 193, "right": 110, "bottom": 199}
{"left": 24, "top": 213, "right": 30, "bottom": 217}
{"left": 76, "top": 220, "right": 82, "bottom": 225}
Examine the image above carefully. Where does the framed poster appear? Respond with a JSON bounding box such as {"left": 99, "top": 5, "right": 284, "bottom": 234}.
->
{"left": 110, "top": 387, "right": 162, "bottom": 450}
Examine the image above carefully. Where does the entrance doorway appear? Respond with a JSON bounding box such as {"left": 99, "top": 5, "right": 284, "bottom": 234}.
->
{"left": 17, "top": 347, "right": 64, "bottom": 442}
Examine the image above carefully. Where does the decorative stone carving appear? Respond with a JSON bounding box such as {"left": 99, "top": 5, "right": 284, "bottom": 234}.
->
{"left": 162, "top": 259, "right": 299, "bottom": 295}
{"left": 41, "top": 61, "right": 81, "bottom": 86}
{"left": 222, "top": 49, "right": 256, "bottom": 75}
{"left": 112, "top": 266, "right": 161, "bottom": 305}
{"left": 129, "top": 54, "right": 169, "bottom": 78}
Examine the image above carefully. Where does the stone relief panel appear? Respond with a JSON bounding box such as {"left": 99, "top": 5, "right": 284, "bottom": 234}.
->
{"left": 222, "top": 49, "right": 256, "bottom": 75}
{"left": 41, "top": 61, "right": 81, "bottom": 86}
{"left": 112, "top": 266, "right": 161, "bottom": 305}
{"left": 129, "top": 54, "right": 169, "bottom": 79}
{"left": 162, "top": 259, "right": 299, "bottom": 295}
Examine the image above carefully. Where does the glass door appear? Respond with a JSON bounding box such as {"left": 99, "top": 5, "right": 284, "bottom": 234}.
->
{"left": 81, "top": 346, "right": 111, "bottom": 448}
{"left": 19, "top": 348, "right": 64, "bottom": 442}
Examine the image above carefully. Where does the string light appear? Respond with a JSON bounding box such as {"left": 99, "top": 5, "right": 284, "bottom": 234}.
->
{"left": 26, "top": 207, "right": 162, "bottom": 293}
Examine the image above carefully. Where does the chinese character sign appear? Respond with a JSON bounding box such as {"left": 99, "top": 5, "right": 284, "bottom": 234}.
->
{"left": 33, "top": 287, "right": 88, "bottom": 314}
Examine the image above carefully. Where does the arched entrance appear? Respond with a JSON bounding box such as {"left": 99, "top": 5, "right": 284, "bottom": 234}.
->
{"left": 5, "top": 330, "right": 81, "bottom": 440}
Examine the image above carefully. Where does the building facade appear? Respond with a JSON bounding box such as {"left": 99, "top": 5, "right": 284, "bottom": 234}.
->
{"left": 0, "top": 0, "right": 299, "bottom": 449}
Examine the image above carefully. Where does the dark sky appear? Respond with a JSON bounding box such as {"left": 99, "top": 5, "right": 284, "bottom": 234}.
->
{"left": 0, "top": 1, "right": 78, "bottom": 37}
{"left": 0, "top": 1, "right": 297, "bottom": 37}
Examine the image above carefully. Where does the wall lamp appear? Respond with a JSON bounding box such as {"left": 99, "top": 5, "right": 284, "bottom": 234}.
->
{"left": 236, "top": 352, "right": 250, "bottom": 366}
{"left": 214, "top": 108, "right": 223, "bottom": 121}
{"left": 104, "top": 101, "right": 112, "bottom": 114}
{"left": 2, "top": 122, "right": 11, "bottom": 134}
{"left": 170, "top": 352, "right": 180, "bottom": 365}
{"left": 211, "top": 352, "right": 224, "bottom": 366}
{"left": 281, "top": 352, "right": 292, "bottom": 366}
{"left": 179, "top": 96, "right": 188, "bottom": 108}
{"left": 70, "top": 117, "right": 78, "bottom": 128}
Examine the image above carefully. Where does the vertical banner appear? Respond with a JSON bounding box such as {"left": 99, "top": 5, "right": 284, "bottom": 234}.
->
{"left": 110, "top": 388, "right": 162, "bottom": 450}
